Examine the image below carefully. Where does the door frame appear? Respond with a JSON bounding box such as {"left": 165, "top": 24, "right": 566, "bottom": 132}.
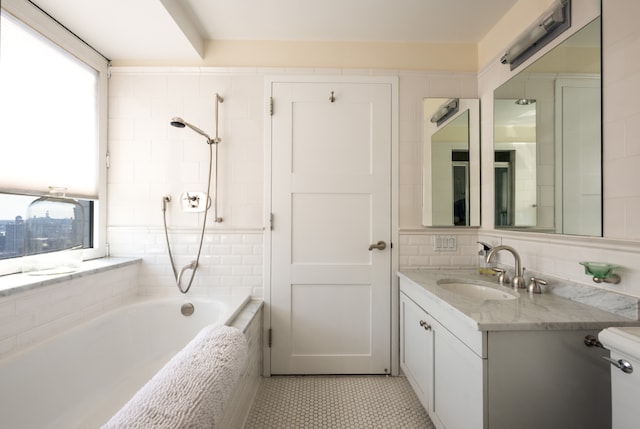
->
{"left": 263, "top": 74, "right": 399, "bottom": 377}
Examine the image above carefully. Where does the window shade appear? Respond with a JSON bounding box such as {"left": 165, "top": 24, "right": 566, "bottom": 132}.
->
{"left": 0, "top": 12, "right": 99, "bottom": 199}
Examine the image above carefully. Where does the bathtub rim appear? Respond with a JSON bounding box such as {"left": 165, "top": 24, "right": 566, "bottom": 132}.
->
{"left": 0, "top": 291, "right": 251, "bottom": 365}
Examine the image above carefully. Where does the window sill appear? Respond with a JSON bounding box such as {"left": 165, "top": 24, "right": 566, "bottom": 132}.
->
{"left": 0, "top": 257, "right": 141, "bottom": 297}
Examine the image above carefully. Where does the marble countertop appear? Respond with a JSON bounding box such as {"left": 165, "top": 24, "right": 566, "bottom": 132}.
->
{"left": 399, "top": 269, "right": 640, "bottom": 332}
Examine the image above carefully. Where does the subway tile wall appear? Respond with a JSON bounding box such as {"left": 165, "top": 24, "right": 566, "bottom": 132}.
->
{"left": 108, "top": 65, "right": 640, "bottom": 300}
{"left": 107, "top": 67, "right": 480, "bottom": 296}
{"left": 602, "top": 1, "right": 640, "bottom": 240}
{"left": 107, "top": 227, "right": 263, "bottom": 299}
{"left": 108, "top": 68, "right": 268, "bottom": 298}
{"left": 0, "top": 263, "right": 139, "bottom": 359}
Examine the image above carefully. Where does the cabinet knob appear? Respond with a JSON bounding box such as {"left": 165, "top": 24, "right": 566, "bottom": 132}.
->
{"left": 419, "top": 320, "right": 432, "bottom": 331}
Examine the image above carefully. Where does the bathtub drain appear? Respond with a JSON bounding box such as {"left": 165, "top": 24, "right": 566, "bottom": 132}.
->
{"left": 181, "top": 302, "right": 195, "bottom": 316}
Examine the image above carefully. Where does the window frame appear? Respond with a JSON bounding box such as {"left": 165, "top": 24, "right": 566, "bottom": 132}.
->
{"left": 0, "top": 0, "right": 108, "bottom": 276}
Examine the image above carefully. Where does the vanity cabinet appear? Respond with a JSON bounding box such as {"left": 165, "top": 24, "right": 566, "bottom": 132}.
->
{"left": 400, "top": 292, "right": 484, "bottom": 429}
{"left": 400, "top": 292, "right": 433, "bottom": 409}
{"left": 400, "top": 276, "right": 613, "bottom": 429}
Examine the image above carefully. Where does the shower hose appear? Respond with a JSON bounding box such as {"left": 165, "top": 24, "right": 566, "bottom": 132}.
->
{"left": 161, "top": 142, "right": 215, "bottom": 294}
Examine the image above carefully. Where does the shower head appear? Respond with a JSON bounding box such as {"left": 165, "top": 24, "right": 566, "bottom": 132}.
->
{"left": 170, "top": 117, "right": 213, "bottom": 143}
{"left": 170, "top": 117, "right": 186, "bottom": 128}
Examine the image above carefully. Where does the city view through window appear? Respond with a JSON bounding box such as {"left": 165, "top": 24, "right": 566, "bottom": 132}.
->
{"left": 0, "top": 194, "right": 91, "bottom": 260}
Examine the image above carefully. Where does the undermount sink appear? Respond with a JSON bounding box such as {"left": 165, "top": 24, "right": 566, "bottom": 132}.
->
{"left": 437, "top": 279, "right": 518, "bottom": 301}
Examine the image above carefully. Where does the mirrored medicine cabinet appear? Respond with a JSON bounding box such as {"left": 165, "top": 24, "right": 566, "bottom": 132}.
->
{"left": 423, "top": 98, "right": 480, "bottom": 227}
{"left": 493, "top": 16, "right": 601, "bottom": 236}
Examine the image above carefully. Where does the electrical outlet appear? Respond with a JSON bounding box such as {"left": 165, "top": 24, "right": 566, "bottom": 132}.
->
{"left": 434, "top": 235, "right": 457, "bottom": 252}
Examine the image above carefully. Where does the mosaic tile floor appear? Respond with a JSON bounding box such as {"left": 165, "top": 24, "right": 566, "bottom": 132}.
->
{"left": 244, "top": 375, "right": 436, "bottom": 428}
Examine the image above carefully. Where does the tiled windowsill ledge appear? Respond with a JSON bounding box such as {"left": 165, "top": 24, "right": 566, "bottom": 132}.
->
{"left": 0, "top": 257, "right": 141, "bottom": 297}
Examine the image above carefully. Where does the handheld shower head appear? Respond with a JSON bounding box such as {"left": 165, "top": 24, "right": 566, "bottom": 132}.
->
{"left": 170, "top": 117, "right": 213, "bottom": 143}
{"left": 170, "top": 117, "right": 186, "bottom": 128}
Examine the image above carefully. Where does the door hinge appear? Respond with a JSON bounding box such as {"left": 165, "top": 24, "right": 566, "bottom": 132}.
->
{"left": 269, "top": 213, "right": 274, "bottom": 230}
{"left": 106, "top": 151, "right": 111, "bottom": 169}
{"left": 269, "top": 97, "right": 274, "bottom": 116}
{"left": 268, "top": 328, "right": 273, "bottom": 347}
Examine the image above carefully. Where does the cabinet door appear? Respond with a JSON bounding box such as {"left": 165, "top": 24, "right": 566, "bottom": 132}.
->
{"left": 400, "top": 293, "right": 433, "bottom": 410}
{"left": 432, "top": 317, "right": 485, "bottom": 429}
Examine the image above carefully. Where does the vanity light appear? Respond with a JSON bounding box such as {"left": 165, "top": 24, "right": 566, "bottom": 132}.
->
{"left": 430, "top": 98, "right": 459, "bottom": 126}
{"left": 514, "top": 99, "right": 536, "bottom": 105}
{"left": 500, "top": 0, "right": 571, "bottom": 70}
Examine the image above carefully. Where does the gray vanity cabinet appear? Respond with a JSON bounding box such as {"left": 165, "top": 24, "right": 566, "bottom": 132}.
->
{"left": 400, "top": 292, "right": 484, "bottom": 429}
{"left": 400, "top": 277, "right": 612, "bottom": 429}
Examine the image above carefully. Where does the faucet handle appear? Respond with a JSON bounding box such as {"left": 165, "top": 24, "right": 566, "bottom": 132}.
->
{"left": 528, "top": 277, "right": 548, "bottom": 294}
{"left": 492, "top": 267, "right": 510, "bottom": 286}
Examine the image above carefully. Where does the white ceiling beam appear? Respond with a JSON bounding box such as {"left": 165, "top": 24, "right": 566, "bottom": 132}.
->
{"left": 157, "top": 0, "right": 205, "bottom": 59}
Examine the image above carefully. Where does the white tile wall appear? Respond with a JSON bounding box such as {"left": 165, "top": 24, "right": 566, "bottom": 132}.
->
{"left": 399, "top": 231, "right": 478, "bottom": 269}
{"left": 107, "top": 67, "right": 480, "bottom": 296}
{"left": 0, "top": 263, "right": 139, "bottom": 358}
{"left": 107, "top": 61, "right": 640, "bottom": 300}
{"left": 602, "top": 1, "right": 640, "bottom": 241}
{"left": 107, "top": 227, "right": 263, "bottom": 298}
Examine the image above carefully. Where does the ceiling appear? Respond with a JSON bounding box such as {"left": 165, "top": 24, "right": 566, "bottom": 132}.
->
{"left": 29, "top": 0, "right": 520, "bottom": 62}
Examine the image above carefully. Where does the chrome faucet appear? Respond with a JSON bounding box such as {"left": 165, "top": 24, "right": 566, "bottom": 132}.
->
{"left": 486, "top": 245, "right": 526, "bottom": 289}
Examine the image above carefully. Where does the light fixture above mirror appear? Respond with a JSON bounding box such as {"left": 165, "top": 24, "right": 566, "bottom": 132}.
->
{"left": 501, "top": 0, "right": 571, "bottom": 70}
{"left": 430, "top": 98, "right": 459, "bottom": 126}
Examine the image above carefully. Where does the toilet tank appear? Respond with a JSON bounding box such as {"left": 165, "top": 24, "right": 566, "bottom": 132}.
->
{"left": 599, "top": 327, "right": 640, "bottom": 429}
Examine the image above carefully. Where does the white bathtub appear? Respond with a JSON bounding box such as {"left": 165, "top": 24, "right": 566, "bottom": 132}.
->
{"left": 0, "top": 294, "right": 250, "bottom": 429}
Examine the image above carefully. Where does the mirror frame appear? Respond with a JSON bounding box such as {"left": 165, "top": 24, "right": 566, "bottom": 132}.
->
{"left": 423, "top": 98, "right": 480, "bottom": 227}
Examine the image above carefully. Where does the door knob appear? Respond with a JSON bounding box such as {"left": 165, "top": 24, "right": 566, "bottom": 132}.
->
{"left": 368, "top": 241, "right": 387, "bottom": 251}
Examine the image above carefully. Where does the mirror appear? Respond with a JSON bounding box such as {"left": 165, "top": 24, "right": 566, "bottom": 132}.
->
{"left": 423, "top": 98, "right": 480, "bottom": 227}
{"left": 493, "top": 17, "right": 601, "bottom": 236}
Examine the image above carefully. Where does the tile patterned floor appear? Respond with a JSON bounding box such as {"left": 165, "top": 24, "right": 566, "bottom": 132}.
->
{"left": 244, "top": 375, "right": 436, "bottom": 428}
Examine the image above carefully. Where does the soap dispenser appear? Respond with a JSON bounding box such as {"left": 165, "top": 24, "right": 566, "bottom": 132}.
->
{"left": 477, "top": 241, "right": 494, "bottom": 275}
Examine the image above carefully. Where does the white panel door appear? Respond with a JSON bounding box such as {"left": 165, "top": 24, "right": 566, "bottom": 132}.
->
{"left": 270, "top": 80, "right": 392, "bottom": 374}
{"left": 555, "top": 78, "right": 601, "bottom": 236}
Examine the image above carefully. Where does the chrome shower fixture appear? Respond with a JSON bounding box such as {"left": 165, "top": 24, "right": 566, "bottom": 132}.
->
{"left": 170, "top": 117, "right": 215, "bottom": 144}
{"left": 170, "top": 93, "right": 224, "bottom": 145}
{"left": 163, "top": 93, "right": 225, "bottom": 294}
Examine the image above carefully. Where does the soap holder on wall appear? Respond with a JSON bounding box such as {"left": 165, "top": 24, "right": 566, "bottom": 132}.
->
{"left": 579, "top": 261, "right": 621, "bottom": 284}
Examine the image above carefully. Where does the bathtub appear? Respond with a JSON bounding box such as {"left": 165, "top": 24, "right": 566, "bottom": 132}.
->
{"left": 0, "top": 294, "right": 250, "bottom": 429}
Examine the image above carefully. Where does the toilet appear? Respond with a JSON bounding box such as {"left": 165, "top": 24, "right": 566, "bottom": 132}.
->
{"left": 599, "top": 327, "right": 640, "bottom": 429}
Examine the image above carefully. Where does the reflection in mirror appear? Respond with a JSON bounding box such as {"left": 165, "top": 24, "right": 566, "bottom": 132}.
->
{"left": 423, "top": 98, "right": 480, "bottom": 227}
{"left": 493, "top": 17, "right": 601, "bottom": 236}
{"left": 494, "top": 99, "right": 537, "bottom": 227}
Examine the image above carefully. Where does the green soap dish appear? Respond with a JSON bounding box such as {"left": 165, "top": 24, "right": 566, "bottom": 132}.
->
{"left": 579, "top": 261, "right": 620, "bottom": 280}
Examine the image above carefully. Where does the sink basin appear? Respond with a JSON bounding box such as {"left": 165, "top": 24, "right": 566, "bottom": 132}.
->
{"left": 437, "top": 279, "right": 518, "bottom": 301}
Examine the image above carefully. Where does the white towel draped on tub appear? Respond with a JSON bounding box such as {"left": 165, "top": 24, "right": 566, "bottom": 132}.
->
{"left": 102, "top": 324, "right": 248, "bottom": 429}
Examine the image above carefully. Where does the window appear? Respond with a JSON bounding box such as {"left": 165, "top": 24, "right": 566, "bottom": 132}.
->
{"left": 0, "top": 1, "right": 108, "bottom": 275}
